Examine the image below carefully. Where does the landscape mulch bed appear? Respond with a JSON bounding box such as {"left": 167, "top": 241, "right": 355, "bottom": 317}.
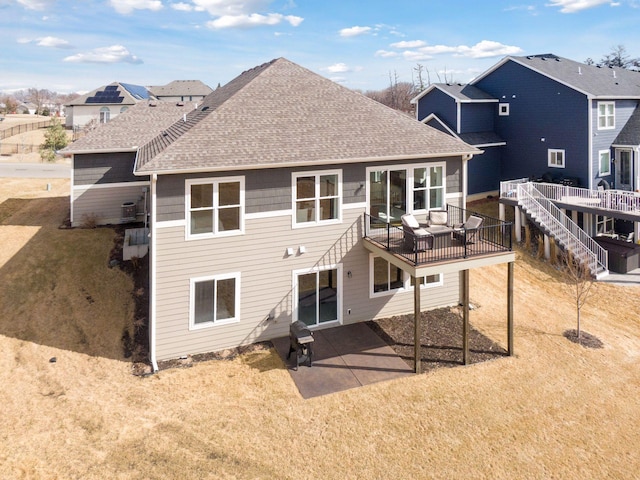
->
{"left": 367, "top": 306, "right": 508, "bottom": 373}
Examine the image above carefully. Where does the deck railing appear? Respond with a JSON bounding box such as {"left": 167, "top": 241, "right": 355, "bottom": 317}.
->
{"left": 364, "top": 205, "right": 512, "bottom": 267}
{"left": 501, "top": 179, "right": 640, "bottom": 215}
{"left": 516, "top": 183, "right": 608, "bottom": 276}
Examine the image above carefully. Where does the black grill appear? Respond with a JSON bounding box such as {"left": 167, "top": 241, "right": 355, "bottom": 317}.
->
{"left": 287, "top": 321, "right": 314, "bottom": 370}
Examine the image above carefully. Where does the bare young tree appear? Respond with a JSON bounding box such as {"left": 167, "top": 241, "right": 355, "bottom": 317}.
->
{"left": 561, "top": 251, "right": 597, "bottom": 339}
{"left": 598, "top": 45, "right": 640, "bottom": 70}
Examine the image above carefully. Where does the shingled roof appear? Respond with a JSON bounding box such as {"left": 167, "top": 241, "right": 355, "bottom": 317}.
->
{"left": 148, "top": 80, "right": 213, "bottom": 98}
{"left": 62, "top": 101, "right": 197, "bottom": 153}
{"left": 473, "top": 54, "right": 640, "bottom": 98}
{"left": 135, "top": 58, "right": 479, "bottom": 174}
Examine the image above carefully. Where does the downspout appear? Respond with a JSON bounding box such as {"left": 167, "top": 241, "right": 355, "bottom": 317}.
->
{"left": 462, "top": 154, "right": 472, "bottom": 208}
{"left": 149, "top": 173, "right": 159, "bottom": 372}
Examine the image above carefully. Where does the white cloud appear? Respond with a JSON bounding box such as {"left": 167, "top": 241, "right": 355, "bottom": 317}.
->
{"left": 327, "top": 62, "right": 349, "bottom": 73}
{"left": 395, "top": 40, "right": 522, "bottom": 60}
{"left": 171, "top": 2, "right": 194, "bottom": 10}
{"left": 37, "top": 36, "right": 73, "bottom": 48}
{"left": 192, "top": 0, "right": 271, "bottom": 16}
{"left": 63, "top": 45, "right": 143, "bottom": 64}
{"left": 390, "top": 40, "right": 426, "bottom": 49}
{"left": 546, "top": 0, "right": 616, "bottom": 12}
{"left": 108, "top": 0, "right": 163, "bottom": 14}
{"left": 339, "top": 26, "right": 371, "bottom": 37}
{"left": 16, "top": 0, "right": 54, "bottom": 10}
{"left": 375, "top": 49, "right": 399, "bottom": 58}
{"left": 206, "top": 12, "right": 302, "bottom": 28}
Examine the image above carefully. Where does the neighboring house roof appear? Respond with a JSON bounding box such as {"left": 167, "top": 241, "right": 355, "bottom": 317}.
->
{"left": 422, "top": 113, "right": 504, "bottom": 147}
{"left": 613, "top": 105, "right": 640, "bottom": 146}
{"left": 472, "top": 53, "right": 640, "bottom": 99}
{"left": 458, "top": 131, "right": 505, "bottom": 147}
{"left": 66, "top": 82, "right": 152, "bottom": 107}
{"left": 148, "top": 80, "right": 213, "bottom": 98}
{"left": 62, "top": 101, "right": 197, "bottom": 153}
{"left": 411, "top": 83, "right": 498, "bottom": 104}
{"left": 135, "top": 58, "right": 479, "bottom": 175}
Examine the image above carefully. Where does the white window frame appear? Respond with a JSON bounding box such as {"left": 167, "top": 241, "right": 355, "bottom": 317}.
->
{"left": 99, "top": 107, "right": 110, "bottom": 123}
{"left": 370, "top": 255, "right": 407, "bottom": 297}
{"left": 598, "top": 150, "right": 611, "bottom": 176}
{"left": 597, "top": 101, "right": 615, "bottom": 130}
{"left": 292, "top": 170, "right": 342, "bottom": 228}
{"left": 185, "top": 176, "right": 245, "bottom": 240}
{"left": 293, "top": 264, "right": 342, "bottom": 327}
{"left": 548, "top": 149, "right": 565, "bottom": 169}
{"left": 366, "top": 162, "right": 446, "bottom": 219}
{"left": 189, "top": 272, "right": 241, "bottom": 330}
{"left": 498, "top": 103, "right": 510, "bottom": 116}
{"left": 369, "top": 255, "right": 443, "bottom": 297}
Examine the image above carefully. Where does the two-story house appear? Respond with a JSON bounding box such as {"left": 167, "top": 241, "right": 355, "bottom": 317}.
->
{"left": 65, "top": 58, "right": 515, "bottom": 371}
{"left": 413, "top": 53, "right": 640, "bottom": 197}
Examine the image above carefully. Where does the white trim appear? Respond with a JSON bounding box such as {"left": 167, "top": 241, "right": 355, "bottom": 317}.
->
{"left": 150, "top": 174, "right": 158, "bottom": 372}
{"left": 598, "top": 149, "right": 611, "bottom": 176}
{"left": 421, "top": 113, "right": 458, "bottom": 138}
{"left": 72, "top": 180, "right": 150, "bottom": 191}
{"left": 456, "top": 102, "right": 461, "bottom": 134}
{"left": 292, "top": 264, "right": 342, "bottom": 328}
{"left": 343, "top": 202, "right": 366, "bottom": 210}
{"left": 597, "top": 101, "right": 615, "bottom": 130}
{"left": 291, "top": 169, "right": 342, "bottom": 229}
{"left": 366, "top": 162, "right": 447, "bottom": 217}
{"left": 588, "top": 99, "right": 593, "bottom": 189}
{"left": 185, "top": 176, "right": 245, "bottom": 240}
{"left": 189, "top": 272, "right": 241, "bottom": 330}
{"left": 155, "top": 219, "right": 186, "bottom": 229}
{"left": 245, "top": 209, "right": 292, "bottom": 220}
{"left": 498, "top": 103, "right": 510, "bottom": 116}
{"left": 548, "top": 149, "right": 565, "bottom": 168}
{"left": 368, "top": 254, "right": 443, "bottom": 298}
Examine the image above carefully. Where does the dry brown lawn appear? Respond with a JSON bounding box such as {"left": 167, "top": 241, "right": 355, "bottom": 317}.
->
{"left": 1, "top": 179, "right": 639, "bottom": 480}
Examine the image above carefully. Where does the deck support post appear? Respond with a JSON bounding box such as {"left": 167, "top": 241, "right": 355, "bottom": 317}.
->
{"left": 514, "top": 206, "right": 522, "bottom": 242}
{"left": 462, "top": 269, "right": 470, "bottom": 365}
{"left": 544, "top": 234, "right": 551, "bottom": 259}
{"left": 507, "top": 261, "right": 514, "bottom": 356}
{"left": 413, "top": 275, "right": 421, "bottom": 374}
{"left": 499, "top": 202, "right": 505, "bottom": 222}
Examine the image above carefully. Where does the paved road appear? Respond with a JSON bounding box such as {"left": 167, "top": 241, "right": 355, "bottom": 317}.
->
{"left": 0, "top": 162, "right": 70, "bottom": 179}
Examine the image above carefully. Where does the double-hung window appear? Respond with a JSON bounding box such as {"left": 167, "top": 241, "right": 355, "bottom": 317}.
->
{"left": 190, "top": 273, "right": 240, "bottom": 329}
{"left": 293, "top": 171, "right": 341, "bottom": 226}
{"left": 186, "top": 177, "right": 244, "bottom": 239}
{"left": 597, "top": 102, "right": 615, "bottom": 130}
{"left": 548, "top": 149, "right": 565, "bottom": 168}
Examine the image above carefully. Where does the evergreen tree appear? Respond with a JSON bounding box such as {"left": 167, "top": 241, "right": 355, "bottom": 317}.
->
{"left": 40, "top": 118, "right": 68, "bottom": 162}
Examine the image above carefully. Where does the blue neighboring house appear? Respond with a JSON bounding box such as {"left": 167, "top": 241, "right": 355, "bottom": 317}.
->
{"left": 412, "top": 53, "right": 640, "bottom": 197}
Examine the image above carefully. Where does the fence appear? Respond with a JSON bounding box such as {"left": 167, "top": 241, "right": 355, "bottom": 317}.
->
{"left": 0, "top": 119, "right": 53, "bottom": 140}
{"left": 0, "top": 143, "right": 39, "bottom": 156}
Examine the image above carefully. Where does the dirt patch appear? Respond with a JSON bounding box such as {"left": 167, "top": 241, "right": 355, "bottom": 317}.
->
{"left": 368, "top": 305, "right": 507, "bottom": 372}
{"left": 563, "top": 329, "right": 604, "bottom": 348}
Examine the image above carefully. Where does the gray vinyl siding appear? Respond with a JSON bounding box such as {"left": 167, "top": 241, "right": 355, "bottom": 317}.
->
{"left": 153, "top": 208, "right": 461, "bottom": 361}
{"left": 155, "top": 157, "right": 463, "bottom": 222}
{"left": 73, "top": 152, "right": 141, "bottom": 186}
{"left": 71, "top": 183, "right": 149, "bottom": 226}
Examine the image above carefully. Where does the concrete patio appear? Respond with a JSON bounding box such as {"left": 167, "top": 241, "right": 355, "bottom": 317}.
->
{"left": 272, "top": 322, "right": 414, "bottom": 399}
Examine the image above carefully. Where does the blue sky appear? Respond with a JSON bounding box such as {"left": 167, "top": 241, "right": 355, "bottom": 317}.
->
{"left": 1, "top": 0, "right": 638, "bottom": 94}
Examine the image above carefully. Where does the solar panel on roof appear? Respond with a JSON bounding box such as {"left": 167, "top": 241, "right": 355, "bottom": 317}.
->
{"left": 121, "top": 83, "right": 150, "bottom": 100}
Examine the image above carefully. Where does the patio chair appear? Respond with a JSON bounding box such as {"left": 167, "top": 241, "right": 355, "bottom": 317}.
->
{"left": 425, "top": 209, "right": 449, "bottom": 227}
{"left": 453, "top": 215, "right": 483, "bottom": 244}
{"left": 401, "top": 214, "right": 432, "bottom": 251}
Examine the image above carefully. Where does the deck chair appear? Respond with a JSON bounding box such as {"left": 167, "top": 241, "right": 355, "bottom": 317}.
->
{"left": 401, "top": 214, "right": 432, "bottom": 251}
{"left": 453, "top": 215, "right": 483, "bottom": 244}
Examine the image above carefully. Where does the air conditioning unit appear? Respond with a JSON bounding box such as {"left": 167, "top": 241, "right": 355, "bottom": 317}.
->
{"left": 121, "top": 202, "right": 136, "bottom": 221}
